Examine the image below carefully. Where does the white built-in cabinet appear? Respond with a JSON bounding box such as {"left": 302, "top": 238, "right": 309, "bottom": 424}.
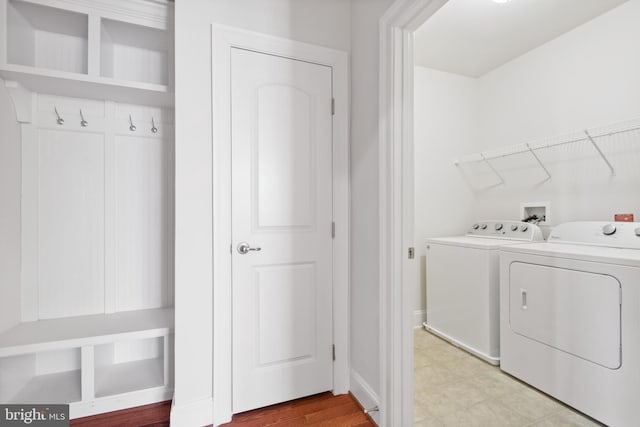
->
{"left": 0, "top": 0, "right": 174, "bottom": 419}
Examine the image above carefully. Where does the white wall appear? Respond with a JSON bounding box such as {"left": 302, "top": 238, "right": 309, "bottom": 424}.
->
{"left": 413, "top": 67, "right": 477, "bottom": 325}
{"left": 473, "top": 0, "right": 640, "bottom": 225}
{"left": 173, "top": 1, "right": 351, "bottom": 425}
{"left": 349, "top": 0, "right": 395, "bottom": 419}
{"left": 0, "top": 81, "right": 21, "bottom": 334}
{"left": 413, "top": 0, "right": 640, "bottom": 318}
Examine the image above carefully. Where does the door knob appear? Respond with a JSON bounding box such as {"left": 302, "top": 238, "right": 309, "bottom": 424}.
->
{"left": 237, "top": 242, "right": 262, "bottom": 254}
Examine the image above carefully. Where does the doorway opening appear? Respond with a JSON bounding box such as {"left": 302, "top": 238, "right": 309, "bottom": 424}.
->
{"left": 380, "top": 0, "right": 639, "bottom": 425}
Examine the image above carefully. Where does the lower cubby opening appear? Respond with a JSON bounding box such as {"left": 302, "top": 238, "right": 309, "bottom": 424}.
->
{"left": 0, "top": 348, "right": 81, "bottom": 404}
{"left": 94, "top": 336, "right": 165, "bottom": 398}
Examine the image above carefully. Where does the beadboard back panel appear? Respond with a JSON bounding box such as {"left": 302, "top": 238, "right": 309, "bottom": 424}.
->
{"left": 115, "top": 135, "right": 171, "bottom": 312}
{"left": 22, "top": 93, "right": 174, "bottom": 322}
{"left": 37, "top": 129, "right": 105, "bottom": 319}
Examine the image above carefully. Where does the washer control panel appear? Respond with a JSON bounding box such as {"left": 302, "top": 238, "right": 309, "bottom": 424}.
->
{"left": 548, "top": 221, "right": 640, "bottom": 248}
{"left": 467, "top": 221, "right": 543, "bottom": 241}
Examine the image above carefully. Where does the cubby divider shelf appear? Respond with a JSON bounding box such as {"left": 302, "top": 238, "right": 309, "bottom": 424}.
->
{"left": 0, "top": 64, "right": 174, "bottom": 107}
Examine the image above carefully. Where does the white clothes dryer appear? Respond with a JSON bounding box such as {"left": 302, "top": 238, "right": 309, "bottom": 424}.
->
{"left": 423, "top": 221, "right": 543, "bottom": 365}
{"left": 500, "top": 221, "right": 640, "bottom": 427}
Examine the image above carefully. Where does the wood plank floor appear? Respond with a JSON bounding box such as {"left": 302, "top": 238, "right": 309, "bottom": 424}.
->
{"left": 221, "top": 392, "right": 375, "bottom": 427}
{"left": 70, "top": 401, "right": 171, "bottom": 427}
{"left": 69, "top": 393, "right": 373, "bottom": 427}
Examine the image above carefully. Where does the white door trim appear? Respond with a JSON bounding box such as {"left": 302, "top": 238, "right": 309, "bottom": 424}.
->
{"left": 378, "top": 1, "right": 447, "bottom": 426}
{"left": 211, "top": 24, "right": 350, "bottom": 426}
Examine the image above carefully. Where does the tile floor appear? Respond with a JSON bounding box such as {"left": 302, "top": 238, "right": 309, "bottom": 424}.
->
{"left": 413, "top": 329, "right": 604, "bottom": 427}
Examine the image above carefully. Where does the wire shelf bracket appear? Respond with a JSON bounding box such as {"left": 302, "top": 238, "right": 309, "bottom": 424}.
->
{"left": 526, "top": 142, "right": 551, "bottom": 180}
{"left": 480, "top": 153, "right": 505, "bottom": 185}
{"left": 584, "top": 130, "right": 615, "bottom": 176}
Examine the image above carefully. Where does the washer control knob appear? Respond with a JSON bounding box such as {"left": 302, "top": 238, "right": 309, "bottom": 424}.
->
{"left": 495, "top": 223, "right": 503, "bottom": 231}
{"left": 510, "top": 224, "right": 518, "bottom": 232}
{"left": 635, "top": 228, "right": 640, "bottom": 237}
{"left": 521, "top": 225, "right": 529, "bottom": 232}
{"left": 480, "top": 224, "right": 488, "bottom": 230}
{"left": 472, "top": 223, "right": 480, "bottom": 230}
{"left": 602, "top": 224, "right": 617, "bottom": 236}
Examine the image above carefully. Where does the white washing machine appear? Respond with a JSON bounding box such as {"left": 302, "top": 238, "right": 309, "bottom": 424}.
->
{"left": 423, "top": 220, "right": 543, "bottom": 365}
{"left": 500, "top": 221, "right": 640, "bottom": 427}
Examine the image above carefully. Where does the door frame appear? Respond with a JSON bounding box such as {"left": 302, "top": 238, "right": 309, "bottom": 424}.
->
{"left": 378, "top": 1, "right": 447, "bottom": 426}
{"left": 211, "top": 25, "right": 350, "bottom": 425}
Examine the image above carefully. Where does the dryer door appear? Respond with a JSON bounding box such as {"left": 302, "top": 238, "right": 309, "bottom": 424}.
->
{"left": 509, "top": 262, "right": 621, "bottom": 369}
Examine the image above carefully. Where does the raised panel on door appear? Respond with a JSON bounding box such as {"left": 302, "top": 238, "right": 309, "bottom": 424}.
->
{"left": 255, "top": 85, "right": 315, "bottom": 231}
{"left": 231, "top": 47, "right": 333, "bottom": 413}
{"left": 38, "top": 129, "right": 104, "bottom": 319}
{"left": 255, "top": 263, "right": 316, "bottom": 366}
{"left": 115, "top": 136, "right": 170, "bottom": 311}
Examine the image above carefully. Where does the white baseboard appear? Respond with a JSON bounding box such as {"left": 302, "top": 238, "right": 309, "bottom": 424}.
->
{"left": 413, "top": 309, "right": 426, "bottom": 329}
{"left": 170, "top": 396, "right": 214, "bottom": 427}
{"left": 350, "top": 369, "right": 380, "bottom": 426}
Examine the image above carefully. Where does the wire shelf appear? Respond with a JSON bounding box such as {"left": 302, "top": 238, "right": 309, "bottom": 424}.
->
{"left": 454, "top": 118, "right": 640, "bottom": 181}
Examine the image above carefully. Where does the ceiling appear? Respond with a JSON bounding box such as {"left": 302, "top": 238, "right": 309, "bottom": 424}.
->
{"left": 414, "top": 0, "right": 629, "bottom": 77}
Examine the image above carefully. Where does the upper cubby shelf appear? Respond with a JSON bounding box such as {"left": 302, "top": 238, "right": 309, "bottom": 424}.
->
{"left": 0, "top": 0, "right": 174, "bottom": 106}
{"left": 101, "top": 18, "right": 170, "bottom": 86}
{"left": 7, "top": 0, "right": 88, "bottom": 74}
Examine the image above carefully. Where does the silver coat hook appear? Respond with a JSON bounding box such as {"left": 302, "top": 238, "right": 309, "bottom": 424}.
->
{"left": 151, "top": 117, "right": 158, "bottom": 133}
{"left": 129, "top": 114, "right": 136, "bottom": 132}
{"left": 54, "top": 107, "right": 64, "bottom": 125}
{"left": 80, "top": 109, "right": 88, "bottom": 127}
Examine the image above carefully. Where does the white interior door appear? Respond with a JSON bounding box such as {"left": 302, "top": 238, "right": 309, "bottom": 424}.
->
{"left": 231, "top": 47, "right": 334, "bottom": 413}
